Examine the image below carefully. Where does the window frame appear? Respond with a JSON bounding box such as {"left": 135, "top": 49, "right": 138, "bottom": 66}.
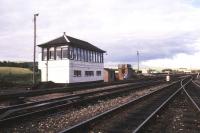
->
{"left": 94, "top": 52, "right": 97, "bottom": 63}
{"left": 96, "top": 71, "right": 101, "bottom": 76}
{"left": 69, "top": 47, "right": 74, "bottom": 60}
{"left": 73, "top": 47, "right": 77, "bottom": 60}
{"left": 56, "top": 47, "right": 62, "bottom": 60}
{"left": 85, "top": 50, "right": 88, "bottom": 62}
{"left": 85, "top": 71, "right": 94, "bottom": 77}
{"left": 49, "top": 47, "right": 55, "bottom": 60}
{"left": 81, "top": 49, "right": 84, "bottom": 61}
{"left": 62, "top": 47, "right": 68, "bottom": 59}
{"left": 42, "top": 48, "right": 48, "bottom": 61}
{"left": 74, "top": 70, "right": 82, "bottom": 77}
{"left": 77, "top": 48, "right": 81, "bottom": 61}
{"left": 88, "top": 50, "right": 90, "bottom": 62}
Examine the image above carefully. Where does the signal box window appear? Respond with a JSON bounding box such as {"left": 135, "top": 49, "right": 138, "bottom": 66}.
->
{"left": 49, "top": 47, "right": 55, "bottom": 60}
{"left": 74, "top": 70, "right": 81, "bottom": 77}
{"left": 85, "top": 71, "right": 94, "bottom": 76}
{"left": 96, "top": 71, "right": 101, "bottom": 76}
{"left": 42, "top": 48, "right": 48, "bottom": 61}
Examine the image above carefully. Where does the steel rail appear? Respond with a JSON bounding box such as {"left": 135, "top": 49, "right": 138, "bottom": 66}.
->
{"left": 59, "top": 80, "right": 180, "bottom": 133}
{"left": 0, "top": 80, "right": 163, "bottom": 124}
{"left": 0, "top": 82, "right": 130, "bottom": 110}
{"left": 133, "top": 77, "right": 192, "bottom": 133}
{"left": 192, "top": 80, "right": 200, "bottom": 88}
{"left": 183, "top": 81, "right": 200, "bottom": 112}
{"left": 0, "top": 76, "right": 165, "bottom": 100}
{"left": 0, "top": 80, "right": 162, "bottom": 114}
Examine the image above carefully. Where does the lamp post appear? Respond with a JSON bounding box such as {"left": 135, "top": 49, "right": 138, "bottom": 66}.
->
{"left": 137, "top": 51, "right": 139, "bottom": 73}
{"left": 33, "top": 13, "right": 39, "bottom": 85}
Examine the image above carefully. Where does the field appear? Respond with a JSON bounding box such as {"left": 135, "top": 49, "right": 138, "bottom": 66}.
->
{"left": 0, "top": 67, "right": 33, "bottom": 74}
{"left": 0, "top": 67, "right": 40, "bottom": 89}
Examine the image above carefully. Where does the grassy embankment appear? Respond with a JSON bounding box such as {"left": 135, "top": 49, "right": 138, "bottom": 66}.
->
{"left": 0, "top": 67, "right": 40, "bottom": 89}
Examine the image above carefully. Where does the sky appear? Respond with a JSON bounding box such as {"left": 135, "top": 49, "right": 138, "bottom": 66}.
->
{"left": 0, "top": 0, "right": 200, "bottom": 69}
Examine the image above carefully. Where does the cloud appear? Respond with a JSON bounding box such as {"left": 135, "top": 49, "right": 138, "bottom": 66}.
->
{"left": 104, "top": 31, "right": 200, "bottom": 62}
{"left": 0, "top": 0, "right": 200, "bottom": 69}
{"left": 142, "top": 52, "right": 200, "bottom": 69}
{"left": 141, "top": 34, "right": 200, "bottom": 68}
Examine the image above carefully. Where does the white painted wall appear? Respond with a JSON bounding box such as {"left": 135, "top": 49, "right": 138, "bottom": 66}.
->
{"left": 38, "top": 54, "right": 104, "bottom": 83}
{"left": 69, "top": 60, "right": 104, "bottom": 83}
{"left": 38, "top": 59, "right": 70, "bottom": 83}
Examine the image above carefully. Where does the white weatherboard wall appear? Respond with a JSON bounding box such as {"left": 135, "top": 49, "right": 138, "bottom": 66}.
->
{"left": 38, "top": 55, "right": 104, "bottom": 83}
{"left": 69, "top": 60, "right": 104, "bottom": 83}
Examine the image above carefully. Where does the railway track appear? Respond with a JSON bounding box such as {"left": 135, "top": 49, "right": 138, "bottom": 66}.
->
{"left": 183, "top": 81, "right": 200, "bottom": 111}
{"left": 59, "top": 77, "right": 191, "bottom": 133}
{"left": 0, "top": 76, "right": 166, "bottom": 101}
{"left": 135, "top": 78, "right": 200, "bottom": 132}
{"left": 0, "top": 79, "right": 164, "bottom": 126}
{"left": 140, "top": 88, "right": 200, "bottom": 132}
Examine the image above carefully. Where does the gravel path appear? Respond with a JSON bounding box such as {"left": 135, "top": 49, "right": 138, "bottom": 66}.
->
{"left": 0, "top": 83, "right": 171, "bottom": 133}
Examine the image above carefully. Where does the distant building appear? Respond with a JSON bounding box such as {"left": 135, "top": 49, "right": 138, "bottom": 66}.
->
{"left": 141, "top": 68, "right": 149, "bottom": 74}
{"left": 38, "top": 33, "right": 106, "bottom": 84}
{"left": 178, "top": 68, "right": 192, "bottom": 74}
{"left": 118, "top": 64, "right": 135, "bottom": 80}
{"left": 104, "top": 68, "right": 115, "bottom": 82}
{"left": 162, "top": 68, "right": 173, "bottom": 74}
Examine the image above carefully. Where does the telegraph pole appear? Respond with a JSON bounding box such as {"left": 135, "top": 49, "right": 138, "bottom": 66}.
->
{"left": 33, "top": 13, "right": 39, "bottom": 85}
{"left": 137, "top": 51, "right": 139, "bottom": 73}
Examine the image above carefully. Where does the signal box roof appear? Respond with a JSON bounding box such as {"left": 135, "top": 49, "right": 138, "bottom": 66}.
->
{"left": 38, "top": 33, "right": 105, "bottom": 53}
